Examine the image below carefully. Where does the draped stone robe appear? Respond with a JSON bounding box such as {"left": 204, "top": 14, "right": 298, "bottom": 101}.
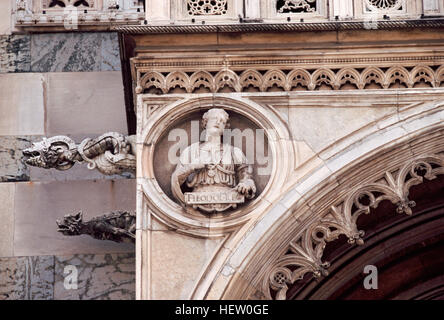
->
{"left": 171, "top": 142, "right": 254, "bottom": 213}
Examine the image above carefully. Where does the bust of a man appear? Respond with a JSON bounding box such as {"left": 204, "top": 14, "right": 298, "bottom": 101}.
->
{"left": 171, "top": 108, "right": 256, "bottom": 213}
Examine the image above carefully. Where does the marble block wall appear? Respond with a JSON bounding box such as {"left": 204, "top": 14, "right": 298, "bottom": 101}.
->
{"left": 0, "top": 35, "right": 30, "bottom": 73}
{"left": 30, "top": 33, "right": 121, "bottom": 72}
{"left": 0, "top": 253, "right": 135, "bottom": 300}
{"left": 0, "top": 32, "right": 120, "bottom": 74}
{"left": 0, "top": 26, "right": 134, "bottom": 299}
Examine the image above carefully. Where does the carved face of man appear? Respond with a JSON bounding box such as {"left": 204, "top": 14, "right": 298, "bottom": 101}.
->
{"left": 203, "top": 109, "right": 229, "bottom": 137}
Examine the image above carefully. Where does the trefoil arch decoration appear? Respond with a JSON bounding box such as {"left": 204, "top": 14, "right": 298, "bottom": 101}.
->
{"left": 137, "top": 64, "right": 444, "bottom": 94}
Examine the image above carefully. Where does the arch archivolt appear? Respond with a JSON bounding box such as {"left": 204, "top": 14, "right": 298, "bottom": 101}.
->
{"left": 189, "top": 98, "right": 444, "bottom": 300}
{"left": 265, "top": 154, "right": 444, "bottom": 300}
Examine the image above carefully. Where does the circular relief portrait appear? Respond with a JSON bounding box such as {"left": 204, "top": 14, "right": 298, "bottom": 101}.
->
{"left": 152, "top": 107, "right": 272, "bottom": 217}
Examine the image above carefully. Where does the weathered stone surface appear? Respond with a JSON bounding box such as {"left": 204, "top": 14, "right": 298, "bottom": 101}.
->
{"left": 288, "top": 106, "right": 397, "bottom": 153}
{"left": 0, "top": 73, "right": 45, "bottom": 136}
{"left": 101, "top": 32, "right": 121, "bottom": 71}
{"left": 29, "top": 161, "right": 134, "bottom": 182}
{"left": 0, "top": 256, "right": 54, "bottom": 300}
{"left": 54, "top": 253, "right": 135, "bottom": 300}
{"left": 151, "top": 231, "right": 222, "bottom": 299}
{"left": 0, "top": 1, "right": 11, "bottom": 36}
{"left": 31, "top": 32, "right": 121, "bottom": 72}
{"left": 46, "top": 72, "right": 127, "bottom": 136}
{"left": 0, "top": 136, "right": 36, "bottom": 182}
{"left": 0, "top": 183, "right": 15, "bottom": 257}
{"left": 0, "top": 35, "right": 31, "bottom": 73}
{"left": 0, "top": 254, "right": 135, "bottom": 300}
{"left": 14, "top": 179, "right": 136, "bottom": 256}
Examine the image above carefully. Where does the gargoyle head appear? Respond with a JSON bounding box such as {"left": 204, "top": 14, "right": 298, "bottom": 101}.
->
{"left": 23, "top": 136, "right": 76, "bottom": 170}
{"left": 56, "top": 211, "right": 83, "bottom": 236}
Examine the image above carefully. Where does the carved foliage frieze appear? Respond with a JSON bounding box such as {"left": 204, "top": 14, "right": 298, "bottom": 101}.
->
{"left": 264, "top": 155, "right": 444, "bottom": 300}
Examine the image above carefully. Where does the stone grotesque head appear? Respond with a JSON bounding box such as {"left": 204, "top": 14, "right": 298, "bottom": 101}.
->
{"left": 22, "top": 136, "right": 76, "bottom": 170}
{"left": 56, "top": 211, "right": 83, "bottom": 236}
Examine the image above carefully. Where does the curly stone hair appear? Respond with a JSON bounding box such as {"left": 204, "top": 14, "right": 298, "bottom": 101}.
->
{"left": 201, "top": 108, "right": 230, "bottom": 129}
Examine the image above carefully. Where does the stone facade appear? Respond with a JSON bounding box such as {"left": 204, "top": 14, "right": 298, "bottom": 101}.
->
{"left": 0, "top": 5, "right": 135, "bottom": 300}
{"left": 0, "top": 253, "right": 135, "bottom": 300}
{"left": 126, "top": 2, "right": 444, "bottom": 299}
{"left": 1, "top": 0, "right": 444, "bottom": 301}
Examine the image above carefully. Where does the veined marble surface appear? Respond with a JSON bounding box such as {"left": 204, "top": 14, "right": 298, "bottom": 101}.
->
{"left": 0, "top": 256, "right": 54, "bottom": 300}
{"left": 0, "top": 32, "right": 121, "bottom": 73}
{"left": 0, "top": 35, "right": 31, "bottom": 73}
{"left": 54, "top": 253, "right": 135, "bottom": 300}
{"left": 0, "top": 253, "right": 135, "bottom": 300}
{"left": 31, "top": 32, "right": 121, "bottom": 72}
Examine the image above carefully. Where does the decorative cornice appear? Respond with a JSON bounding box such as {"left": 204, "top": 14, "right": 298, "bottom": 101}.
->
{"left": 134, "top": 56, "right": 444, "bottom": 69}
{"left": 114, "top": 19, "right": 444, "bottom": 34}
{"left": 135, "top": 64, "right": 444, "bottom": 94}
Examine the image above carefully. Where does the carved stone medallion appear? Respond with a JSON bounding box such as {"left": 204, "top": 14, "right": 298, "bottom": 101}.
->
{"left": 171, "top": 108, "right": 256, "bottom": 213}
{"left": 139, "top": 96, "right": 281, "bottom": 237}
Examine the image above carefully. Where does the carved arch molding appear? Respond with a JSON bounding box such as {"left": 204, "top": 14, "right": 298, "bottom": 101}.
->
{"left": 218, "top": 124, "right": 444, "bottom": 300}
{"left": 266, "top": 154, "right": 444, "bottom": 300}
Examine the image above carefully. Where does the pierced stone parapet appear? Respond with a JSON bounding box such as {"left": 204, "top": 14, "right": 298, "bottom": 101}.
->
{"left": 14, "top": 0, "right": 144, "bottom": 28}
{"left": 277, "top": 0, "right": 317, "bottom": 13}
{"left": 186, "top": 0, "right": 228, "bottom": 15}
{"left": 365, "top": 0, "right": 404, "bottom": 12}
